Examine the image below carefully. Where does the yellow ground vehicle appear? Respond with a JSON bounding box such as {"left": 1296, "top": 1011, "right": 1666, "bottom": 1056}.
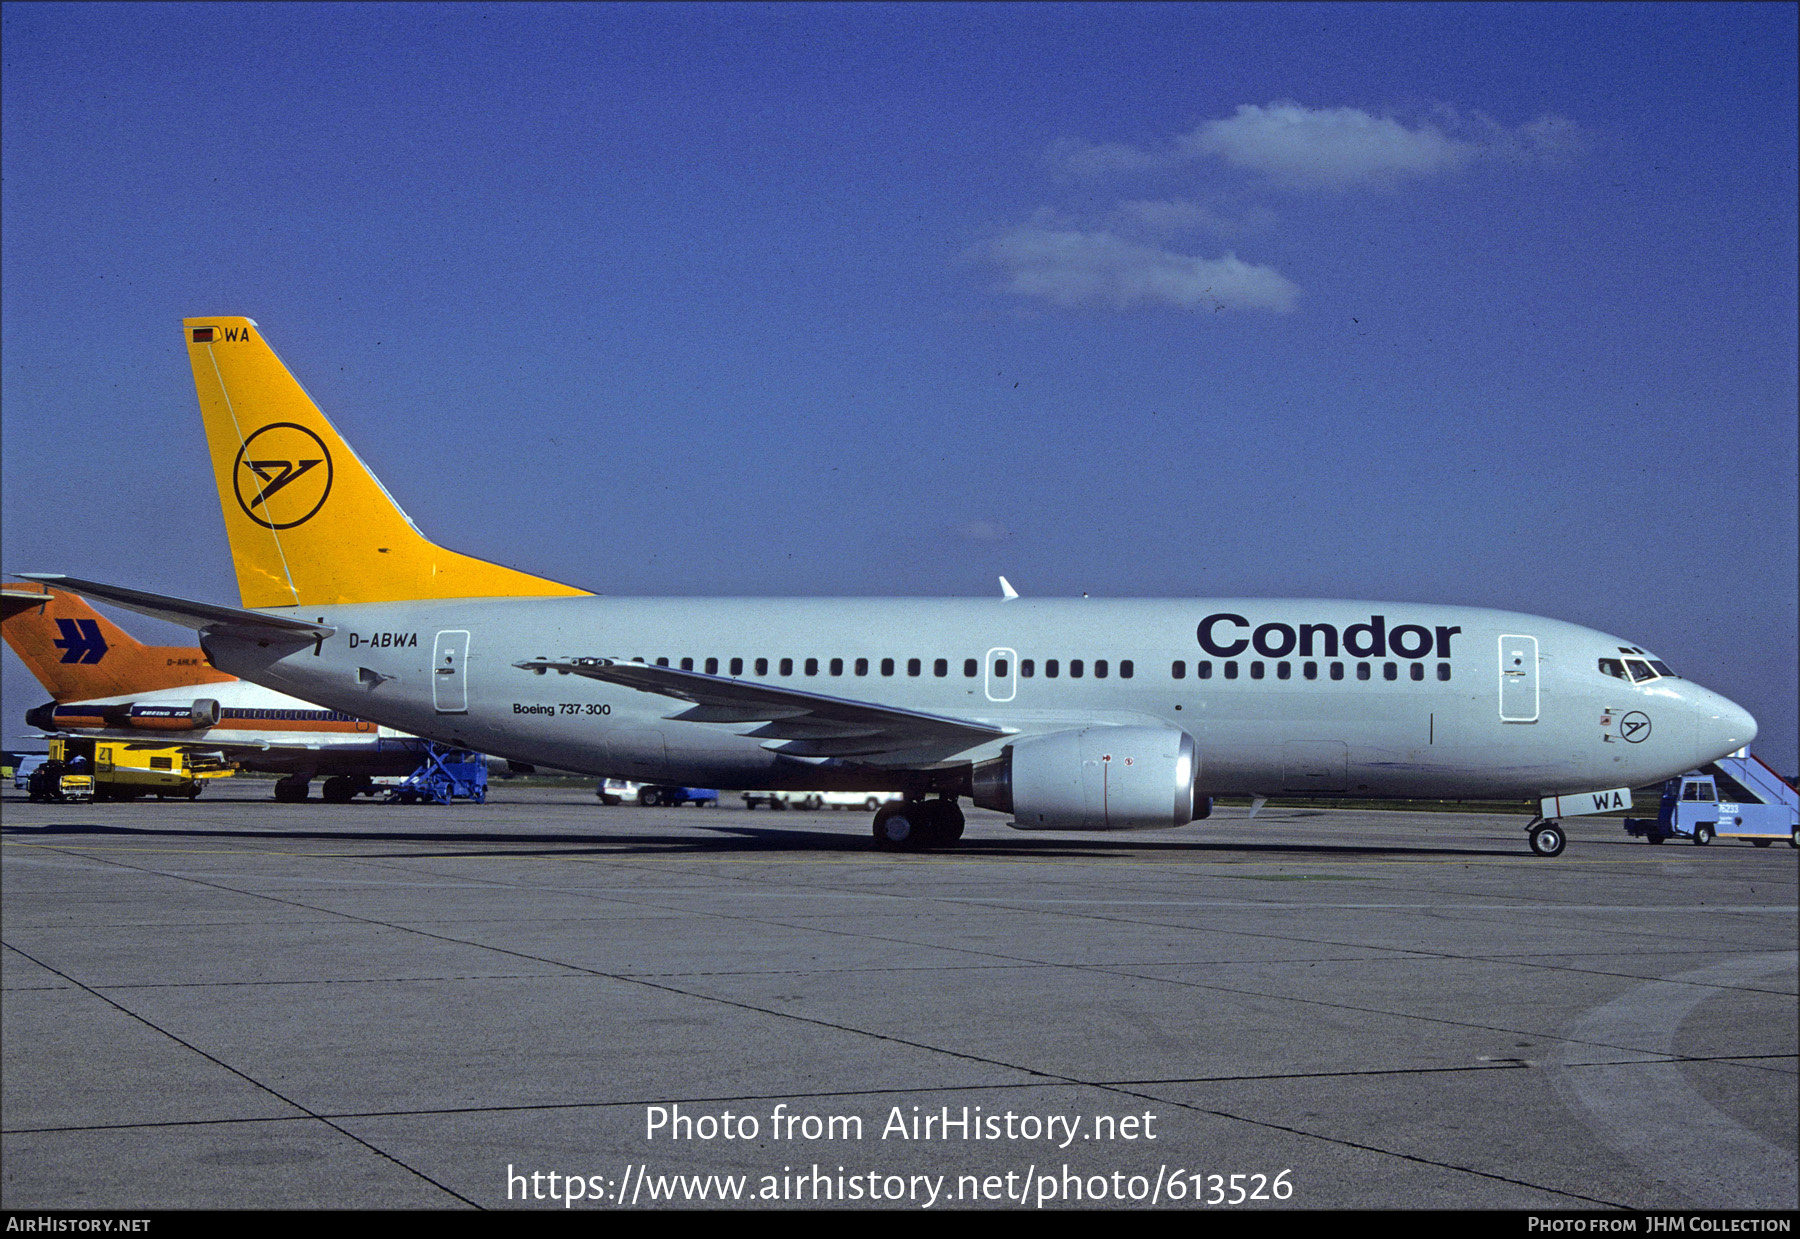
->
{"left": 28, "top": 737, "right": 235, "bottom": 802}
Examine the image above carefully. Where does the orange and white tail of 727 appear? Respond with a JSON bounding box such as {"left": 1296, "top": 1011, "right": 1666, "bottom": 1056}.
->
{"left": 1, "top": 586, "right": 235, "bottom": 702}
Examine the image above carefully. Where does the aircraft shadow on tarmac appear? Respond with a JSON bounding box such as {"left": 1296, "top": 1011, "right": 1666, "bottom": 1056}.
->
{"left": 0, "top": 815, "right": 1525, "bottom": 860}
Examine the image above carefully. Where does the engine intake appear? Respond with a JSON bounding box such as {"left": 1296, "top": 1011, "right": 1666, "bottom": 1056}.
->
{"left": 973, "top": 726, "right": 1201, "bottom": 830}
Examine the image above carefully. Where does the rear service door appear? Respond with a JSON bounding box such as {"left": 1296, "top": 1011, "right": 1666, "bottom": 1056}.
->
{"left": 433, "top": 630, "right": 470, "bottom": 714}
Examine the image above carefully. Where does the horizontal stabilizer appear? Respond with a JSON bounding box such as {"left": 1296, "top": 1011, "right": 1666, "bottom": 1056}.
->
{"left": 514, "top": 656, "right": 1009, "bottom": 758}
{"left": 15, "top": 575, "right": 334, "bottom": 642}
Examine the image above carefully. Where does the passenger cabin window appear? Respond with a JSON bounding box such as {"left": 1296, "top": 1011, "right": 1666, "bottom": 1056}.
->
{"left": 855, "top": 658, "right": 868, "bottom": 676}
{"left": 1224, "top": 662, "right": 1238, "bottom": 680}
{"left": 829, "top": 658, "right": 843, "bottom": 676}
{"left": 1330, "top": 662, "right": 1344, "bottom": 680}
{"left": 1276, "top": 662, "right": 1291, "bottom": 680}
{"left": 881, "top": 658, "right": 895, "bottom": 676}
{"left": 1120, "top": 660, "right": 1133, "bottom": 679}
{"left": 994, "top": 659, "right": 1009, "bottom": 678}
{"left": 1172, "top": 660, "right": 1186, "bottom": 679}
{"left": 1045, "top": 659, "right": 1060, "bottom": 678}
{"left": 964, "top": 658, "right": 978, "bottom": 677}
{"left": 1383, "top": 663, "right": 1397, "bottom": 681}
{"left": 1437, "top": 663, "right": 1451, "bottom": 681}
{"left": 779, "top": 658, "right": 793, "bottom": 676}
{"left": 1250, "top": 662, "right": 1265, "bottom": 680}
{"left": 934, "top": 659, "right": 948, "bottom": 677}
{"left": 1198, "top": 661, "right": 1212, "bottom": 679}
{"left": 908, "top": 658, "right": 921, "bottom": 676}
{"left": 1410, "top": 663, "right": 1424, "bottom": 681}
{"left": 805, "top": 658, "right": 819, "bottom": 676}
{"left": 1094, "top": 660, "right": 1107, "bottom": 679}
{"left": 656, "top": 657, "right": 670, "bottom": 667}
{"left": 730, "top": 657, "right": 743, "bottom": 676}
{"left": 1021, "top": 659, "right": 1035, "bottom": 677}
{"left": 755, "top": 657, "right": 768, "bottom": 675}
{"left": 1069, "top": 660, "right": 1084, "bottom": 678}
{"left": 704, "top": 657, "right": 718, "bottom": 675}
{"left": 1357, "top": 663, "right": 1371, "bottom": 681}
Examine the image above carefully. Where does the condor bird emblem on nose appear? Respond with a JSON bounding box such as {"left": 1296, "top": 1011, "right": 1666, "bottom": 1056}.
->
{"left": 232, "top": 423, "right": 334, "bottom": 529}
{"left": 1619, "top": 711, "right": 1652, "bottom": 743}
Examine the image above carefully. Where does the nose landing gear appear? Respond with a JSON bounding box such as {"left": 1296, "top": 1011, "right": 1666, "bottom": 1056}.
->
{"left": 1526, "top": 818, "right": 1567, "bottom": 857}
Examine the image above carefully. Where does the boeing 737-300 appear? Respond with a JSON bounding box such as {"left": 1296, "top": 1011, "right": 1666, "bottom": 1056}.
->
{"left": 22, "top": 317, "right": 1760, "bottom": 854}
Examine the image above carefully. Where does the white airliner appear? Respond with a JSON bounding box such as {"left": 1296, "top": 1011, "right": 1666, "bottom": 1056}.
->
{"left": 23, "top": 317, "right": 1758, "bottom": 854}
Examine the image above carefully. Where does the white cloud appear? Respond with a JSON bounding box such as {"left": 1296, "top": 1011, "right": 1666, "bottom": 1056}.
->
{"left": 1049, "top": 102, "right": 1587, "bottom": 190}
{"left": 1113, "top": 198, "right": 1274, "bottom": 239}
{"left": 1180, "top": 103, "right": 1475, "bottom": 188}
{"left": 979, "top": 227, "right": 1299, "bottom": 313}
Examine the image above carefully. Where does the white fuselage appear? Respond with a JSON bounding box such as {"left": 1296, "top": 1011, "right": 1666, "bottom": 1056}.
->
{"left": 199, "top": 595, "right": 1756, "bottom": 801}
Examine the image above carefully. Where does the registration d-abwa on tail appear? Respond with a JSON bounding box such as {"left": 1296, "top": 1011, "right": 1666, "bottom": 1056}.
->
{"left": 26, "top": 317, "right": 1758, "bottom": 854}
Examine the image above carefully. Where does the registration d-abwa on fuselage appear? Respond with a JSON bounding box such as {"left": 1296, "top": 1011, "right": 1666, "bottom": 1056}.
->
{"left": 24, "top": 317, "right": 1757, "bottom": 854}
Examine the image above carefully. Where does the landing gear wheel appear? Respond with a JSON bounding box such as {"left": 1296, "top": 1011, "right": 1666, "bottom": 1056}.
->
{"left": 273, "top": 776, "right": 311, "bottom": 803}
{"left": 872, "top": 801, "right": 925, "bottom": 850}
{"left": 926, "top": 797, "right": 965, "bottom": 844}
{"left": 1528, "top": 822, "right": 1566, "bottom": 857}
{"left": 321, "top": 775, "right": 356, "bottom": 804}
{"left": 1693, "top": 823, "right": 1713, "bottom": 846}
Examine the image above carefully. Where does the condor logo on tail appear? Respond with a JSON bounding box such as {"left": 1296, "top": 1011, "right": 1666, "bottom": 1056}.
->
{"left": 231, "top": 423, "right": 334, "bottom": 529}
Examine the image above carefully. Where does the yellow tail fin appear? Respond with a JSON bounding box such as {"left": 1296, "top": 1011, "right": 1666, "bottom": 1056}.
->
{"left": 1, "top": 587, "right": 236, "bottom": 701}
{"left": 183, "top": 317, "right": 590, "bottom": 608}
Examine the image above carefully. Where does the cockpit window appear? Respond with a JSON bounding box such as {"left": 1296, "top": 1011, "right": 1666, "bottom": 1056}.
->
{"left": 1648, "top": 660, "right": 1673, "bottom": 676}
{"left": 1598, "top": 658, "right": 1627, "bottom": 680}
{"left": 1624, "top": 659, "right": 1656, "bottom": 682}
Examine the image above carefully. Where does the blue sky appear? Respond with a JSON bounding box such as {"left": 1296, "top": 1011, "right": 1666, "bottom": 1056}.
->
{"left": 4, "top": 2, "right": 1796, "bottom": 770}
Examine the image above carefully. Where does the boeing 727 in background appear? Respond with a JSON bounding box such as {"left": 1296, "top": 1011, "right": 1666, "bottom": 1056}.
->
{"left": 23, "top": 317, "right": 1760, "bottom": 853}
{"left": 3, "top": 585, "right": 432, "bottom": 801}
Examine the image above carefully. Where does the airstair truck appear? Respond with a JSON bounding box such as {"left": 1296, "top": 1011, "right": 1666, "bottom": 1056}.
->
{"left": 1624, "top": 750, "right": 1798, "bottom": 847}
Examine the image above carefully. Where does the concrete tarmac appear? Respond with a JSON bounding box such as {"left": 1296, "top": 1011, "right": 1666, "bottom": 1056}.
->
{"left": 3, "top": 788, "right": 1795, "bottom": 1211}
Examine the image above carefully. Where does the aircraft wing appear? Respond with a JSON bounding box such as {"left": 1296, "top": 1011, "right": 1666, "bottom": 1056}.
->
{"left": 514, "top": 657, "right": 1010, "bottom": 759}
{"left": 15, "top": 575, "right": 334, "bottom": 642}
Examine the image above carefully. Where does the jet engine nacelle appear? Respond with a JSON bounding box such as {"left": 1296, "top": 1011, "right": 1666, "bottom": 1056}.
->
{"left": 26, "top": 699, "right": 222, "bottom": 732}
{"left": 126, "top": 699, "right": 221, "bottom": 730}
{"left": 972, "top": 726, "right": 1201, "bottom": 830}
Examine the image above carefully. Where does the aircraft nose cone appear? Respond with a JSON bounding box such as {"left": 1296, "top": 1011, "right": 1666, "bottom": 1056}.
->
{"left": 1690, "top": 688, "right": 1757, "bottom": 762}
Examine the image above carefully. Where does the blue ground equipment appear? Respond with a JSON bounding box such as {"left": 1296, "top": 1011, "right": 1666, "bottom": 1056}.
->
{"left": 383, "top": 743, "right": 488, "bottom": 805}
{"left": 1623, "top": 750, "right": 1798, "bottom": 847}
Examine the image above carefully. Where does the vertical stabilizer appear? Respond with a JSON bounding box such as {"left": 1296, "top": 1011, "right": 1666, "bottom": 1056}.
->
{"left": 1, "top": 587, "right": 236, "bottom": 701}
{"left": 183, "top": 317, "right": 590, "bottom": 608}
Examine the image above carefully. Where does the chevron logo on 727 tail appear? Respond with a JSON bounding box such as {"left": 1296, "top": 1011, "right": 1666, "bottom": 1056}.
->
{"left": 52, "top": 618, "right": 109, "bottom": 664}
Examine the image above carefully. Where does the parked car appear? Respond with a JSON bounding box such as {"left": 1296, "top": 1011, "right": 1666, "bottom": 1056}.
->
{"left": 741, "top": 790, "right": 900, "bottom": 812}
{"left": 597, "top": 780, "right": 718, "bottom": 807}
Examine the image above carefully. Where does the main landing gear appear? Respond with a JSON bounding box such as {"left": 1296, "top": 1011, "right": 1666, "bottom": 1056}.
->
{"left": 872, "top": 797, "right": 965, "bottom": 851}
{"left": 1525, "top": 817, "right": 1567, "bottom": 857}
